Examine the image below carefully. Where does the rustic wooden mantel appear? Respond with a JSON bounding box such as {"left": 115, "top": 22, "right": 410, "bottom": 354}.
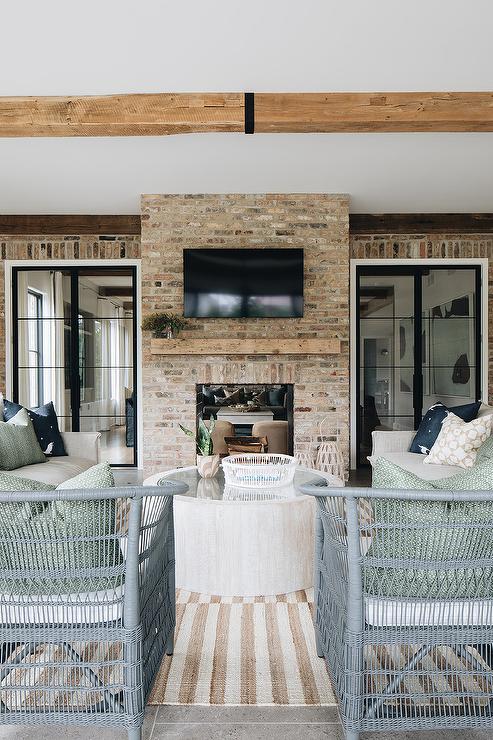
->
{"left": 150, "top": 337, "right": 341, "bottom": 355}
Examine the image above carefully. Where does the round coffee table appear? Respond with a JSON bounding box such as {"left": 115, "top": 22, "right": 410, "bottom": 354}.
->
{"left": 144, "top": 465, "right": 341, "bottom": 597}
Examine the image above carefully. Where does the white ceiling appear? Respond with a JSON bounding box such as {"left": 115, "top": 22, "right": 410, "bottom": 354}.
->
{"left": 1, "top": 0, "right": 493, "bottom": 214}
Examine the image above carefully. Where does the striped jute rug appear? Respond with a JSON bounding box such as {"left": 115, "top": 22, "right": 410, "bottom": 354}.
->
{"left": 149, "top": 588, "right": 336, "bottom": 706}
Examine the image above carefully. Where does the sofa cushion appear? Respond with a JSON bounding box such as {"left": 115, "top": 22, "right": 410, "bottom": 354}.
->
{"left": 371, "top": 456, "right": 432, "bottom": 489}
{"left": 0, "top": 462, "right": 120, "bottom": 596}
{"left": 0, "top": 410, "right": 46, "bottom": 470}
{"left": 424, "top": 412, "right": 493, "bottom": 469}
{"left": 0, "top": 471, "right": 56, "bottom": 528}
{"left": 476, "top": 433, "right": 493, "bottom": 462}
{"left": 3, "top": 400, "right": 67, "bottom": 457}
{"left": 372, "top": 453, "right": 493, "bottom": 490}
{"left": 0, "top": 470, "right": 55, "bottom": 492}
{"left": 214, "top": 388, "right": 244, "bottom": 406}
{"left": 202, "top": 386, "right": 225, "bottom": 404}
{"left": 56, "top": 461, "right": 115, "bottom": 490}
{"left": 253, "top": 389, "right": 269, "bottom": 405}
{"left": 368, "top": 456, "right": 493, "bottom": 599}
{"left": 268, "top": 388, "right": 285, "bottom": 406}
{"left": 410, "top": 401, "right": 481, "bottom": 455}
{"left": 369, "top": 451, "right": 461, "bottom": 480}
{"left": 13, "top": 456, "right": 95, "bottom": 486}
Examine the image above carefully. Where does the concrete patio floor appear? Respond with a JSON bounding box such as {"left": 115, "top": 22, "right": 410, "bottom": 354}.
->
{"left": 0, "top": 707, "right": 492, "bottom": 739}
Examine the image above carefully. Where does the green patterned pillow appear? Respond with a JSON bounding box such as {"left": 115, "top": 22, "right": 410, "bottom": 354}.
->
{"left": 475, "top": 433, "right": 493, "bottom": 463}
{"left": 370, "top": 456, "right": 444, "bottom": 533}
{"left": 367, "top": 457, "right": 493, "bottom": 599}
{"left": 0, "top": 463, "right": 120, "bottom": 595}
{"left": 372, "top": 454, "right": 493, "bottom": 493}
{"left": 371, "top": 456, "right": 430, "bottom": 490}
{"left": 56, "top": 461, "right": 115, "bottom": 490}
{"left": 0, "top": 471, "right": 55, "bottom": 526}
{"left": 0, "top": 471, "right": 55, "bottom": 492}
{"left": 0, "top": 410, "right": 46, "bottom": 470}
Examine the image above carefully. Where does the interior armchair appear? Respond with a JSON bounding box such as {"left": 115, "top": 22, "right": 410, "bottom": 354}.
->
{"left": 299, "top": 483, "right": 493, "bottom": 740}
{"left": 0, "top": 480, "right": 187, "bottom": 740}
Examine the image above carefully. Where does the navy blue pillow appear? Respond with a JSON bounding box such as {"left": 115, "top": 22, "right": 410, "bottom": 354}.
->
{"left": 268, "top": 388, "right": 286, "bottom": 406}
{"left": 3, "top": 400, "right": 67, "bottom": 457}
{"left": 410, "top": 401, "right": 481, "bottom": 455}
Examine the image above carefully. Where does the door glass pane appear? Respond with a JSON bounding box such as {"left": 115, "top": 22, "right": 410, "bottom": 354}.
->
{"left": 80, "top": 416, "right": 133, "bottom": 464}
{"left": 422, "top": 268, "right": 478, "bottom": 409}
{"left": 78, "top": 269, "right": 135, "bottom": 465}
{"left": 359, "top": 274, "right": 415, "bottom": 466}
{"left": 16, "top": 270, "right": 72, "bottom": 427}
{"left": 15, "top": 267, "right": 136, "bottom": 464}
{"left": 358, "top": 267, "right": 481, "bottom": 468}
{"left": 16, "top": 369, "right": 72, "bottom": 431}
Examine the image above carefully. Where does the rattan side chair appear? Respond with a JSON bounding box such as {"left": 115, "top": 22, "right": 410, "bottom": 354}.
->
{"left": 299, "top": 483, "right": 493, "bottom": 740}
{"left": 0, "top": 481, "right": 188, "bottom": 740}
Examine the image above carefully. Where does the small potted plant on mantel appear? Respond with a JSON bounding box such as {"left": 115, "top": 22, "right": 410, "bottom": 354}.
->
{"left": 142, "top": 312, "right": 188, "bottom": 339}
{"left": 179, "top": 417, "right": 220, "bottom": 478}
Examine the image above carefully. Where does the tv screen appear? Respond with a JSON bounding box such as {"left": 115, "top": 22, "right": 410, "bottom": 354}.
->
{"left": 183, "top": 248, "right": 304, "bottom": 318}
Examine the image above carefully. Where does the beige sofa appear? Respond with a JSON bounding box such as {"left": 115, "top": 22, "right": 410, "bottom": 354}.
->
{"left": 5, "top": 431, "right": 101, "bottom": 486}
{"left": 370, "top": 404, "right": 493, "bottom": 480}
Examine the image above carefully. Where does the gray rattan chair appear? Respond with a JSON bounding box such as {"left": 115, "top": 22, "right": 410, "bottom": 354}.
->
{"left": 299, "top": 483, "right": 493, "bottom": 740}
{"left": 0, "top": 481, "right": 187, "bottom": 740}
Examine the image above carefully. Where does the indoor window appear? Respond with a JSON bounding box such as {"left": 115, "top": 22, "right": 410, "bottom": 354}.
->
{"left": 27, "top": 289, "right": 43, "bottom": 408}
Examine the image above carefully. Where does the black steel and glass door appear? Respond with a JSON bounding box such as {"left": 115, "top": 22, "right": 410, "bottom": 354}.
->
{"left": 356, "top": 265, "right": 482, "bottom": 467}
{"left": 12, "top": 266, "right": 137, "bottom": 467}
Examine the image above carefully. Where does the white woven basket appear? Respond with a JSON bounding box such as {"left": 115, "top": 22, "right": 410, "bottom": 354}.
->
{"left": 222, "top": 453, "right": 297, "bottom": 488}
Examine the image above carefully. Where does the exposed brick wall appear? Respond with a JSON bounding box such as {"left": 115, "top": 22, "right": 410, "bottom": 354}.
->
{"left": 0, "top": 234, "right": 140, "bottom": 392}
{"left": 350, "top": 233, "right": 493, "bottom": 402}
{"left": 141, "top": 194, "right": 350, "bottom": 475}
{"left": 1, "top": 226, "right": 490, "bottom": 473}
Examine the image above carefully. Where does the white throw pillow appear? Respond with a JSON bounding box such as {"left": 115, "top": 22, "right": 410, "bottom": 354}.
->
{"left": 424, "top": 412, "right": 493, "bottom": 469}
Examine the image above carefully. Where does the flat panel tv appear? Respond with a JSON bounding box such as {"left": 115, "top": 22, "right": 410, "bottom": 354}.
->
{"left": 183, "top": 248, "right": 304, "bottom": 318}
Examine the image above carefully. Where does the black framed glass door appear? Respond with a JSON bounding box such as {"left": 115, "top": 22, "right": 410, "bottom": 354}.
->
{"left": 12, "top": 266, "right": 138, "bottom": 467}
{"left": 356, "top": 265, "right": 482, "bottom": 467}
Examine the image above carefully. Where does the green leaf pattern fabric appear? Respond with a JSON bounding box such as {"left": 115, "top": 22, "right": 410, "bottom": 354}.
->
{"left": 367, "top": 455, "right": 493, "bottom": 599}
{"left": 0, "top": 410, "right": 46, "bottom": 470}
{"left": 0, "top": 462, "right": 121, "bottom": 595}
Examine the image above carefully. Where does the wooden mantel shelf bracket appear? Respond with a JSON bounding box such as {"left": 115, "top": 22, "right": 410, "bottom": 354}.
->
{"left": 150, "top": 337, "right": 341, "bottom": 356}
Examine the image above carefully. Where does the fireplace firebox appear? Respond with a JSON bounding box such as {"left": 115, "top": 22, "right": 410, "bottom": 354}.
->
{"left": 197, "top": 383, "right": 294, "bottom": 455}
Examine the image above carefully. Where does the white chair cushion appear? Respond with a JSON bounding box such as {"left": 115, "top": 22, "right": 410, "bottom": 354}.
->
{"left": 366, "top": 596, "right": 493, "bottom": 627}
{"left": 0, "top": 585, "right": 123, "bottom": 625}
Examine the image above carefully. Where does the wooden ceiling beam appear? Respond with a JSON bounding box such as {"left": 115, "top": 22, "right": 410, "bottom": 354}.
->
{"left": 255, "top": 92, "right": 493, "bottom": 133}
{"left": 0, "top": 93, "right": 244, "bottom": 137}
{"left": 350, "top": 213, "right": 493, "bottom": 234}
{"left": 0, "top": 92, "right": 493, "bottom": 137}
{"left": 0, "top": 214, "right": 141, "bottom": 234}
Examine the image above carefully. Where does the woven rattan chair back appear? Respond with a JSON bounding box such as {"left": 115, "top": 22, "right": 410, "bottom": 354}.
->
{"left": 0, "top": 481, "right": 187, "bottom": 740}
{"left": 299, "top": 483, "right": 493, "bottom": 740}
